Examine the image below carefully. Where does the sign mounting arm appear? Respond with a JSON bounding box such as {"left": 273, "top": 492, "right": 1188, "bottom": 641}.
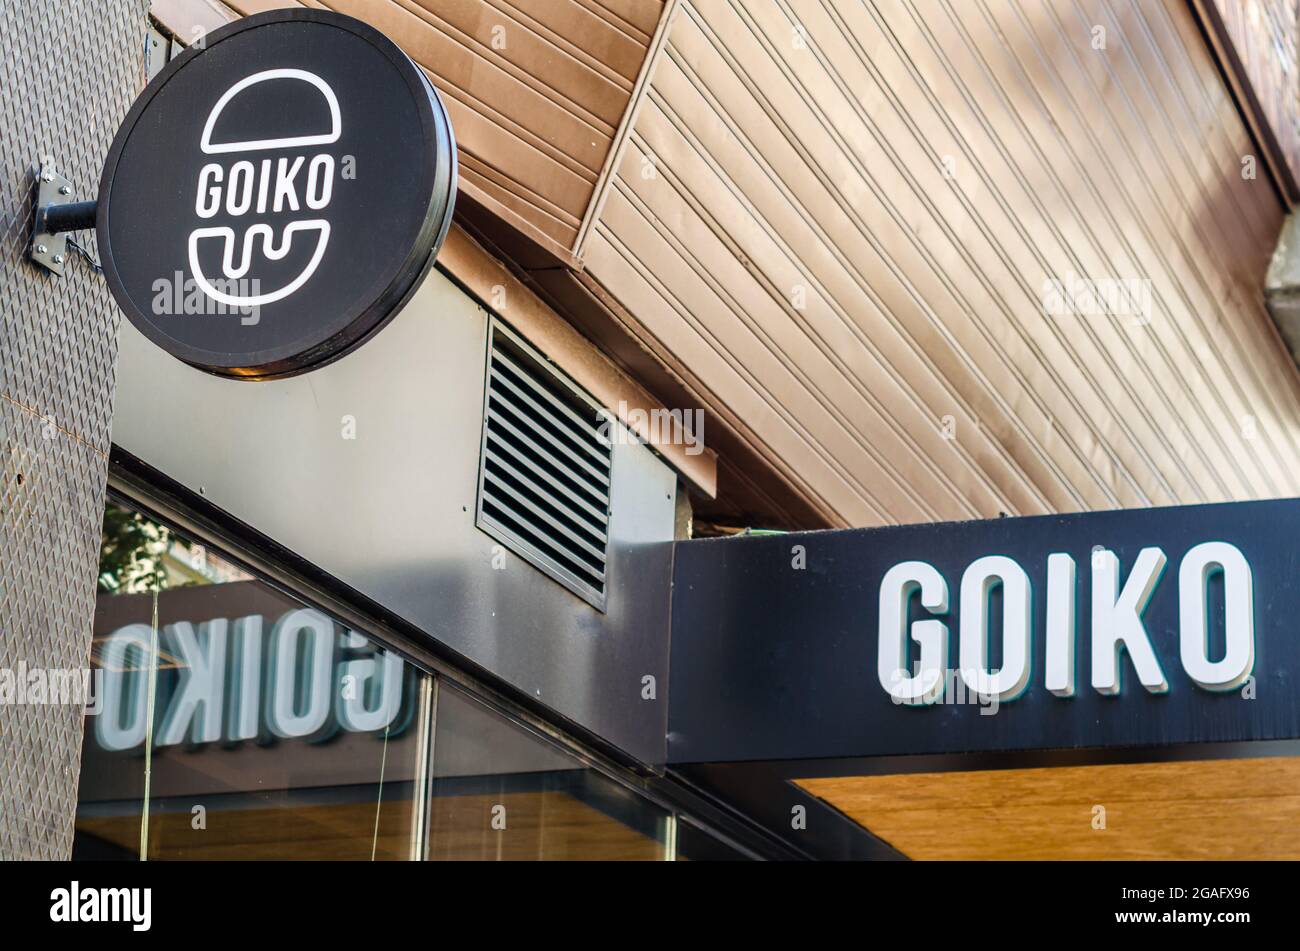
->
{"left": 28, "top": 160, "right": 99, "bottom": 276}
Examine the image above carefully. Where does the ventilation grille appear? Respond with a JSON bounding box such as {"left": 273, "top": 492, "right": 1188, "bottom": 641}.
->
{"left": 476, "top": 320, "right": 612, "bottom": 610}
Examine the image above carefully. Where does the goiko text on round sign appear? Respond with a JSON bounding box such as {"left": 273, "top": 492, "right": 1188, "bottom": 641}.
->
{"left": 97, "top": 9, "right": 456, "bottom": 379}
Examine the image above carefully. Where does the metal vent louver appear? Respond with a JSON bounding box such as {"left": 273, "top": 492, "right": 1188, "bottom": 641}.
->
{"left": 476, "top": 319, "right": 612, "bottom": 610}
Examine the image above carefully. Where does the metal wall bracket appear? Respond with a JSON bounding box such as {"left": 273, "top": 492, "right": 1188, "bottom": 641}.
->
{"left": 29, "top": 162, "right": 96, "bottom": 276}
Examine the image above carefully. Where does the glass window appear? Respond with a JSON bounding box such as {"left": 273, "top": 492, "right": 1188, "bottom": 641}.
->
{"left": 74, "top": 499, "right": 433, "bottom": 860}
{"left": 428, "top": 684, "right": 672, "bottom": 860}
{"left": 75, "top": 495, "right": 735, "bottom": 860}
{"left": 675, "top": 818, "right": 751, "bottom": 861}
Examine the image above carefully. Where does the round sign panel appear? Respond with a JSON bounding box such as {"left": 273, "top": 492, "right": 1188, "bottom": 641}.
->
{"left": 97, "top": 10, "right": 456, "bottom": 379}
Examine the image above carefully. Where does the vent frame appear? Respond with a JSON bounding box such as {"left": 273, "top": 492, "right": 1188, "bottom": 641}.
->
{"left": 475, "top": 317, "right": 614, "bottom": 611}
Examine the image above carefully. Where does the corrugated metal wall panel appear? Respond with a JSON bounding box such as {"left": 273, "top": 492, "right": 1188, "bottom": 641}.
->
{"left": 582, "top": 0, "right": 1300, "bottom": 528}
{"left": 0, "top": 0, "right": 149, "bottom": 858}
{"left": 224, "top": 0, "right": 664, "bottom": 249}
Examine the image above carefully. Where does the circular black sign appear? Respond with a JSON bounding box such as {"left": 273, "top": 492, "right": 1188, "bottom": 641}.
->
{"left": 97, "top": 10, "right": 456, "bottom": 379}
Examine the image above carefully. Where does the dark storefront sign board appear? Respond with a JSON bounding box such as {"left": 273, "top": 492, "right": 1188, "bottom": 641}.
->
{"left": 96, "top": 9, "right": 456, "bottom": 379}
{"left": 668, "top": 498, "right": 1300, "bottom": 765}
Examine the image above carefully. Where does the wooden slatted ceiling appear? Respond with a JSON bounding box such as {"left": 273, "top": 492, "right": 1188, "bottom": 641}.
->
{"left": 1208, "top": 0, "right": 1300, "bottom": 190}
{"left": 223, "top": 0, "right": 665, "bottom": 250}
{"left": 581, "top": 0, "right": 1300, "bottom": 528}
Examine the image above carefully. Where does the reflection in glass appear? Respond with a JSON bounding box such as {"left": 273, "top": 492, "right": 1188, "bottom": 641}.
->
{"left": 428, "top": 684, "right": 671, "bottom": 860}
{"left": 75, "top": 500, "right": 731, "bottom": 860}
{"left": 74, "top": 500, "right": 432, "bottom": 860}
{"left": 675, "top": 818, "right": 750, "bottom": 861}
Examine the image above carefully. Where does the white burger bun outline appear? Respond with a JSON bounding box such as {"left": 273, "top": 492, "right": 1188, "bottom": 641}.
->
{"left": 201, "top": 68, "right": 341, "bottom": 154}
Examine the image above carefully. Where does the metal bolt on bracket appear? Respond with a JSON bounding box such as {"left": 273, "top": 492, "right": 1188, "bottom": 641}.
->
{"left": 28, "top": 161, "right": 98, "bottom": 276}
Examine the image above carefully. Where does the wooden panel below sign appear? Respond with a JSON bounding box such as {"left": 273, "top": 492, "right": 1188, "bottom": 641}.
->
{"left": 799, "top": 756, "right": 1300, "bottom": 859}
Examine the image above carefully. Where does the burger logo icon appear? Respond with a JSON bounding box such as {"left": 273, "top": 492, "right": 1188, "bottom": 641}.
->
{"left": 188, "top": 68, "right": 342, "bottom": 309}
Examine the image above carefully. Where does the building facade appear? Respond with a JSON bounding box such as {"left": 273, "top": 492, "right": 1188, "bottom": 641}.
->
{"left": 3, "top": 0, "right": 1300, "bottom": 860}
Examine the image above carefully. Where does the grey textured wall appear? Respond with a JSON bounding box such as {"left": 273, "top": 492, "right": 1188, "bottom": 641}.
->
{"left": 0, "top": 0, "right": 147, "bottom": 859}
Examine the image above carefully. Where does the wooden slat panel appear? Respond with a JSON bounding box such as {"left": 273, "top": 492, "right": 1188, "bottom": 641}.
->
{"left": 800, "top": 757, "right": 1300, "bottom": 859}
{"left": 505, "top": 0, "right": 653, "bottom": 83}
{"left": 1210, "top": 0, "right": 1300, "bottom": 189}
{"left": 577, "top": 0, "right": 659, "bottom": 42}
{"left": 583, "top": 0, "right": 1300, "bottom": 528}
{"left": 78, "top": 790, "right": 662, "bottom": 859}
{"left": 222, "top": 0, "right": 666, "bottom": 250}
